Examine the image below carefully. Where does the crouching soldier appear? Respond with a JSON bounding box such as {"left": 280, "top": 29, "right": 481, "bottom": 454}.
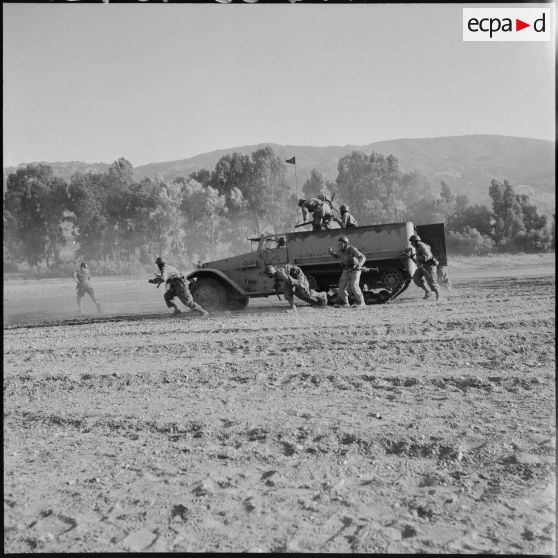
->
{"left": 407, "top": 235, "right": 441, "bottom": 301}
{"left": 263, "top": 264, "right": 328, "bottom": 312}
{"left": 334, "top": 205, "right": 358, "bottom": 229}
{"left": 151, "top": 256, "right": 209, "bottom": 317}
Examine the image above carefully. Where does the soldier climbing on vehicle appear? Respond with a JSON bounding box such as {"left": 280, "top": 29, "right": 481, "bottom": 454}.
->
{"left": 297, "top": 196, "right": 334, "bottom": 231}
{"left": 402, "top": 235, "right": 441, "bottom": 301}
{"left": 333, "top": 204, "right": 357, "bottom": 229}
{"left": 150, "top": 256, "right": 209, "bottom": 317}
{"left": 263, "top": 264, "right": 328, "bottom": 312}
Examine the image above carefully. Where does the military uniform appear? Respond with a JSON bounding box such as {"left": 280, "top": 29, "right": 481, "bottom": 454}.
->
{"left": 299, "top": 197, "right": 332, "bottom": 231}
{"left": 330, "top": 242, "right": 367, "bottom": 307}
{"left": 158, "top": 263, "right": 207, "bottom": 315}
{"left": 73, "top": 264, "right": 102, "bottom": 313}
{"left": 335, "top": 211, "right": 357, "bottom": 229}
{"left": 411, "top": 240, "right": 440, "bottom": 299}
{"left": 268, "top": 264, "right": 328, "bottom": 309}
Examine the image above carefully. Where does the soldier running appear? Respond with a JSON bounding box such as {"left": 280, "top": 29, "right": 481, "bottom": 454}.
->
{"left": 407, "top": 235, "right": 441, "bottom": 301}
{"left": 328, "top": 236, "right": 367, "bottom": 308}
{"left": 150, "top": 256, "right": 209, "bottom": 317}
{"left": 73, "top": 262, "right": 102, "bottom": 314}
{"left": 334, "top": 204, "right": 358, "bottom": 229}
{"left": 263, "top": 264, "right": 328, "bottom": 312}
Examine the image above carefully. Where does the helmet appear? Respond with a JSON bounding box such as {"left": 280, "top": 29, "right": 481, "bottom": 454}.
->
{"left": 80, "top": 262, "right": 88, "bottom": 269}
{"left": 338, "top": 235, "right": 349, "bottom": 244}
{"left": 289, "top": 266, "right": 301, "bottom": 278}
{"left": 409, "top": 235, "right": 420, "bottom": 243}
{"left": 298, "top": 198, "right": 306, "bottom": 207}
{"left": 155, "top": 256, "right": 165, "bottom": 266}
{"left": 263, "top": 264, "right": 276, "bottom": 276}
{"left": 339, "top": 204, "right": 348, "bottom": 212}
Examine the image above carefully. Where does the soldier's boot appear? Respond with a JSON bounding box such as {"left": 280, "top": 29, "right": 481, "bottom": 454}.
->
{"left": 189, "top": 303, "right": 208, "bottom": 317}
{"left": 434, "top": 289, "right": 441, "bottom": 301}
{"left": 171, "top": 304, "right": 182, "bottom": 315}
{"left": 333, "top": 296, "right": 350, "bottom": 308}
{"left": 423, "top": 290, "right": 432, "bottom": 300}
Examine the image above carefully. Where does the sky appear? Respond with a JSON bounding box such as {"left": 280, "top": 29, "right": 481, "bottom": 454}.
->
{"left": 3, "top": 2, "right": 555, "bottom": 168}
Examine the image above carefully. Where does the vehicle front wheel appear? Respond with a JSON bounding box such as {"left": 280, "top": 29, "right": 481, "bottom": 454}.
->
{"left": 191, "top": 277, "right": 229, "bottom": 311}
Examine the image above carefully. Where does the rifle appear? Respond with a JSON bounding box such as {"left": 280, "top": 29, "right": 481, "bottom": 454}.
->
{"left": 295, "top": 221, "right": 314, "bottom": 228}
{"left": 148, "top": 274, "right": 165, "bottom": 288}
{"left": 317, "top": 193, "right": 339, "bottom": 214}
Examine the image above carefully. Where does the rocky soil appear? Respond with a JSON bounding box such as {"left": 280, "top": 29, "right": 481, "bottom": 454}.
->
{"left": 3, "top": 255, "right": 555, "bottom": 553}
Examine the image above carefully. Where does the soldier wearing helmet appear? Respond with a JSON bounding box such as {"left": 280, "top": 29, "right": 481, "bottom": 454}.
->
{"left": 408, "top": 235, "right": 441, "bottom": 301}
{"left": 298, "top": 196, "right": 332, "bottom": 231}
{"left": 328, "top": 236, "right": 367, "bottom": 308}
{"left": 334, "top": 204, "right": 357, "bottom": 229}
{"left": 73, "top": 262, "right": 102, "bottom": 314}
{"left": 151, "top": 256, "right": 209, "bottom": 317}
{"left": 263, "top": 264, "right": 327, "bottom": 312}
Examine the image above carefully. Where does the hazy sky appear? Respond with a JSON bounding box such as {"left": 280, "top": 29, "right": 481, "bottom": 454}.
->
{"left": 3, "top": 2, "right": 555, "bottom": 167}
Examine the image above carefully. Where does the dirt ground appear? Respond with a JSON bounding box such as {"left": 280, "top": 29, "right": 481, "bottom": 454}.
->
{"left": 3, "top": 253, "right": 556, "bottom": 553}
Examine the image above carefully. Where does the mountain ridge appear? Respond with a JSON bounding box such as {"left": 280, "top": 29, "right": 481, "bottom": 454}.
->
{"left": 4, "top": 135, "right": 554, "bottom": 214}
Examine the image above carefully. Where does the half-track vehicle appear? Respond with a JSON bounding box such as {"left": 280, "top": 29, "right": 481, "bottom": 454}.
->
{"left": 187, "top": 222, "right": 447, "bottom": 311}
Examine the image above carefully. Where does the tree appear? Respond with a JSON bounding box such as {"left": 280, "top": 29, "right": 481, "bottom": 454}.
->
{"left": 302, "top": 168, "right": 326, "bottom": 198}
{"left": 489, "top": 179, "right": 524, "bottom": 246}
{"left": 244, "top": 147, "right": 290, "bottom": 234}
{"left": 447, "top": 226, "right": 494, "bottom": 256}
{"left": 447, "top": 204, "right": 493, "bottom": 237}
{"left": 335, "top": 151, "right": 405, "bottom": 225}
{"left": 4, "top": 164, "right": 69, "bottom": 267}
{"left": 180, "top": 180, "right": 227, "bottom": 260}
{"left": 68, "top": 172, "right": 111, "bottom": 261}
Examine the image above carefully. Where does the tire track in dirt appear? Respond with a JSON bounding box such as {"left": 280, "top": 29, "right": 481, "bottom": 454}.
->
{"left": 3, "top": 273, "right": 555, "bottom": 553}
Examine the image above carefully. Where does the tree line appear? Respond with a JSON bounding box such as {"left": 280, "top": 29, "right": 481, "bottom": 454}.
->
{"left": 3, "top": 147, "right": 554, "bottom": 274}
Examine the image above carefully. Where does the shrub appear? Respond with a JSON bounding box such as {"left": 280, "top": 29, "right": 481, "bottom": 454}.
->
{"left": 447, "top": 227, "right": 494, "bottom": 256}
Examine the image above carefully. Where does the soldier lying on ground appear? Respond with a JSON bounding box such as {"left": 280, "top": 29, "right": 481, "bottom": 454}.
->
{"left": 150, "top": 256, "right": 209, "bottom": 317}
{"left": 263, "top": 264, "right": 328, "bottom": 312}
{"left": 73, "top": 262, "right": 102, "bottom": 314}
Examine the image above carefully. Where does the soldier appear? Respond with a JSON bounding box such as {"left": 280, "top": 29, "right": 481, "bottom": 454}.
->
{"left": 334, "top": 205, "right": 358, "bottom": 229}
{"left": 328, "top": 236, "right": 367, "bottom": 308}
{"left": 298, "top": 197, "right": 333, "bottom": 231}
{"left": 407, "top": 235, "right": 441, "bottom": 301}
{"left": 151, "top": 256, "right": 209, "bottom": 317}
{"left": 73, "top": 262, "right": 102, "bottom": 314}
{"left": 263, "top": 264, "right": 328, "bottom": 312}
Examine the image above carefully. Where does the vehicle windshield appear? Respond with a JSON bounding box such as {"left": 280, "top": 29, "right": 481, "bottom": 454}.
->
{"left": 249, "top": 234, "right": 287, "bottom": 251}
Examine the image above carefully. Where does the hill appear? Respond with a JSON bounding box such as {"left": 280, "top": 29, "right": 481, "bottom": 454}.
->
{"left": 4, "top": 135, "right": 554, "bottom": 214}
